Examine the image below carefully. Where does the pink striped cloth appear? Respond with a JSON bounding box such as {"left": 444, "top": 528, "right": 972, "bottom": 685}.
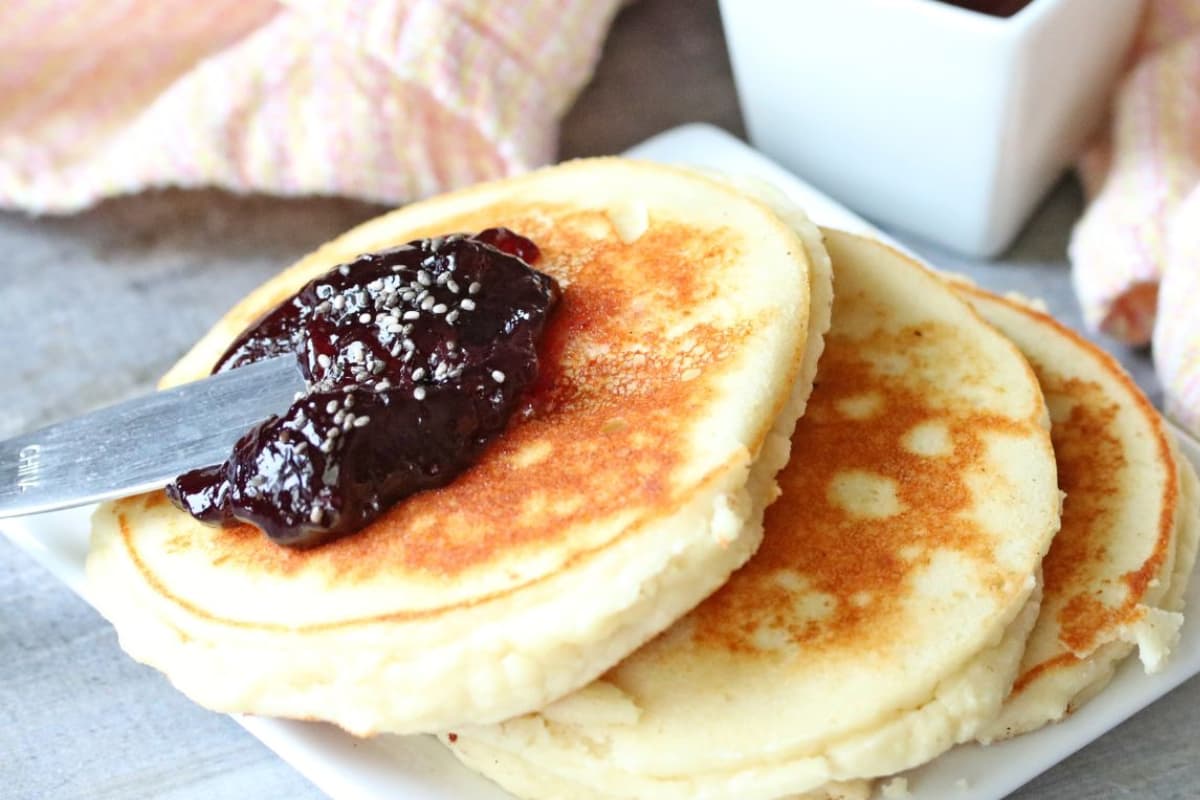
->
{"left": 1071, "top": 0, "right": 1200, "bottom": 435}
{"left": 0, "top": 0, "right": 621, "bottom": 213}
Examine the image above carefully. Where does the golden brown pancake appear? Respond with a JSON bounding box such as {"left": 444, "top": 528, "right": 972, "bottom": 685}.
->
{"left": 86, "top": 159, "right": 828, "bottom": 735}
{"left": 445, "top": 230, "right": 1061, "bottom": 800}
{"left": 956, "top": 286, "right": 1200, "bottom": 741}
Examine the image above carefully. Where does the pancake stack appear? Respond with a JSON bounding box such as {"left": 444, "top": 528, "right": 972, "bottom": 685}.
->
{"left": 86, "top": 161, "right": 1199, "bottom": 798}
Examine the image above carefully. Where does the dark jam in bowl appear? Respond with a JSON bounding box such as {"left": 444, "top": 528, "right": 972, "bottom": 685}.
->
{"left": 168, "top": 229, "right": 561, "bottom": 548}
{"left": 932, "top": 0, "right": 1036, "bottom": 17}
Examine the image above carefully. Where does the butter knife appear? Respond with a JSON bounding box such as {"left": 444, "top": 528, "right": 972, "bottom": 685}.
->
{"left": 0, "top": 356, "right": 305, "bottom": 518}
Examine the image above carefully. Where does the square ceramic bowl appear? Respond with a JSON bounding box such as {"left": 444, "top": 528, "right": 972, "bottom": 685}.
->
{"left": 718, "top": 0, "right": 1143, "bottom": 256}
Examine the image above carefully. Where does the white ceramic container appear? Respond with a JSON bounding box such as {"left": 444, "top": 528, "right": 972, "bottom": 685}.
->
{"left": 719, "top": 0, "right": 1143, "bottom": 256}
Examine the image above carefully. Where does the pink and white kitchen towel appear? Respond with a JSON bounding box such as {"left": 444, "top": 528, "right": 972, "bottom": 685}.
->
{"left": 1073, "top": 0, "right": 1200, "bottom": 436}
{"left": 0, "top": 0, "right": 620, "bottom": 213}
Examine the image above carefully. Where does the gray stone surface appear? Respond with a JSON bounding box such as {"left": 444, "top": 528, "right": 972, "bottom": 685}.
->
{"left": 1, "top": 1, "right": 1195, "bottom": 799}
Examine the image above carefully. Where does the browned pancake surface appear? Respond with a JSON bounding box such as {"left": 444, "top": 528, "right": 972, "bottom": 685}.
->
{"left": 962, "top": 294, "right": 1179, "bottom": 694}
{"left": 693, "top": 322, "right": 1029, "bottom": 659}
{"left": 118, "top": 190, "right": 792, "bottom": 624}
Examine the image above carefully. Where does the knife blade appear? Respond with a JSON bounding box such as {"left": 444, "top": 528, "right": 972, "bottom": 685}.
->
{"left": 0, "top": 356, "right": 306, "bottom": 518}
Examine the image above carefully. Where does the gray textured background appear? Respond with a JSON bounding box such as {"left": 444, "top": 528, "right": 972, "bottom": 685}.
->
{"left": 1, "top": 1, "right": 1193, "bottom": 798}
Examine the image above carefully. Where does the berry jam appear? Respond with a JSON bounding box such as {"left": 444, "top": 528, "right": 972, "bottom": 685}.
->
{"left": 933, "top": 0, "right": 1035, "bottom": 17}
{"left": 168, "top": 229, "right": 560, "bottom": 548}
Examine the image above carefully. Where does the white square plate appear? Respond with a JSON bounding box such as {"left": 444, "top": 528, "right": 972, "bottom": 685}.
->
{"left": 4, "top": 124, "right": 1199, "bottom": 800}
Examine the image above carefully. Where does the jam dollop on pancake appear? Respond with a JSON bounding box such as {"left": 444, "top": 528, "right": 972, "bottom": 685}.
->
{"left": 169, "top": 229, "right": 560, "bottom": 547}
{"left": 88, "top": 159, "right": 820, "bottom": 736}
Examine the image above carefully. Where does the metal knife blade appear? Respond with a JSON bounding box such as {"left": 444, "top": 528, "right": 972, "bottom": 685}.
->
{"left": 0, "top": 356, "right": 305, "bottom": 518}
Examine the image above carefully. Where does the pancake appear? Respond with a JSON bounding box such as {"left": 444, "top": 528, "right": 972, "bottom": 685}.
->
{"left": 445, "top": 230, "right": 1061, "bottom": 799}
{"left": 954, "top": 286, "right": 1200, "bottom": 741}
{"left": 86, "top": 159, "right": 828, "bottom": 735}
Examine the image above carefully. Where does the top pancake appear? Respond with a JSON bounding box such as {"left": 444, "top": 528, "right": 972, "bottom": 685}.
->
{"left": 85, "top": 159, "right": 822, "bottom": 735}
{"left": 446, "top": 230, "right": 1061, "bottom": 799}
{"left": 957, "top": 286, "right": 1200, "bottom": 740}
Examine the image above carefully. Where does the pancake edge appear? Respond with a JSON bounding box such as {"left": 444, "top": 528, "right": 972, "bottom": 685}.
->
{"left": 980, "top": 438, "right": 1200, "bottom": 741}
{"left": 446, "top": 578, "right": 1044, "bottom": 800}
{"left": 952, "top": 286, "right": 1199, "bottom": 742}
